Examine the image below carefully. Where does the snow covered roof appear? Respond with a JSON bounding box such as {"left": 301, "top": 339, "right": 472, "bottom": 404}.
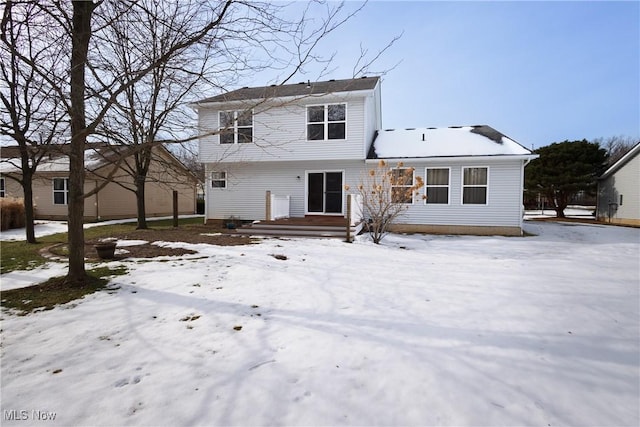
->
{"left": 195, "top": 76, "right": 380, "bottom": 104}
{"left": 1, "top": 145, "right": 113, "bottom": 174}
{"left": 0, "top": 143, "right": 194, "bottom": 178}
{"left": 369, "top": 125, "right": 535, "bottom": 160}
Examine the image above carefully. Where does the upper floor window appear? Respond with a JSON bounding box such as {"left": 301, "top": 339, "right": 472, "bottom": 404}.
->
{"left": 425, "top": 168, "right": 450, "bottom": 204}
{"left": 391, "top": 167, "right": 414, "bottom": 204}
{"left": 53, "top": 178, "right": 69, "bottom": 205}
{"left": 211, "top": 171, "right": 227, "bottom": 188}
{"left": 219, "top": 110, "right": 253, "bottom": 144}
{"left": 462, "top": 167, "right": 488, "bottom": 204}
{"left": 307, "top": 103, "right": 346, "bottom": 140}
{"left": 0, "top": 177, "right": 5, "bottom": 197}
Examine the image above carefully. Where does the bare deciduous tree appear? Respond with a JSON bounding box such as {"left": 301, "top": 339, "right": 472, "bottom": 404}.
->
{"left": 5, "top": 0, "right": 397, "bottom": 285}
{"left": 592, "top": 135, "right": 638, "bottom": 166}
{"left": 0, "top": 0, "right": 69, "bottom": 243}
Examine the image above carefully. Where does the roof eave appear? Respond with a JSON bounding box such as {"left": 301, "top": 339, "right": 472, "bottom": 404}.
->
{"left": 598, "top": 142, "right": 640, "bottom": 180}
{"left": 193, "top": 88, "right": 378, "bottom": 109}
{"left": 366, "top": 154, "right": 539, "bottom": 163}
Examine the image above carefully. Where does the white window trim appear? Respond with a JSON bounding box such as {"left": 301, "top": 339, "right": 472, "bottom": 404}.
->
{"left": 53, "top": 177, "right": 69, "bottom": 205}
{"left": 0, "top": 177, "right": 5, "bottom": 198}
{"left": 211, "top": 171, "right": 227, "bottom": 189}
{"left": 304, "top": 169, "right": 346, "bottom": 215}
{"left": 391, "top": 167, "right": 415, "bottom": 205}
{"left": 305, "top": 103, "right": 347, "bottom": 141}
{"left": 218, "top": 110, "right": 253, "bottom": 144}
{"left": 461, "top": 166, "right": 489, "bottom": 205}
{"left": 424, "top": 167, "right": 451, "bottom": 205}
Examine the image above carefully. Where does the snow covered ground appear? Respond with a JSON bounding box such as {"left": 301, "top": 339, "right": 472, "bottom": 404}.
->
{"left": 1, "top": 221, "right": 638, "bottom": 426}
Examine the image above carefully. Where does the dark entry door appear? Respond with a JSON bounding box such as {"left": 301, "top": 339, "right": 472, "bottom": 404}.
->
{"left": 307, "top": 172, "right": 343, "bottom": 214}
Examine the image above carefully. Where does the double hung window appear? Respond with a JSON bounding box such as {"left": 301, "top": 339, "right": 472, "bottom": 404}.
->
{"left": 307, "top": 104, "right": 346, "bottom": 140}
{"left": 425, "top": 168, "right": 450, "bottom": 204}
{"left": 0, "top": 177, "right": 5, "bottom": 197}
{"left": 211, "top": 171, "right": 227, "bottom": 188}
{"left": 53, "top": 178, "right": 69, "bottom": 205}
{"left": 462, "top": 167, "right": 488, "bottom": 204}
{"left": 219, "top": 110, "right": 253, "bottom": 144}
{"left": 391, "top": 168, "right": 414, "bottom": 204}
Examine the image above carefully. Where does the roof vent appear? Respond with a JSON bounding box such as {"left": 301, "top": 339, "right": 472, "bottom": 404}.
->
{"left": 329, "top": 79, "right": 335, "bottom": 82}
{"left": 384, "top": 128, "right": 395, "bottom": 131}
{"left": 405, "top": 128, "right": 415, "bottom": 130}
{"left": 242, "top": 86, "right": 249, "bottom": 89}
{"left": 298, "top": 82, "right": 305, "bottom": 85}
{"left": 361, "top": 76, "right": 367, "bottom": 79}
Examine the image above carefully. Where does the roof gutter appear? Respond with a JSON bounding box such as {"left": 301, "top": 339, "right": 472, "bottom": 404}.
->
{"left": 365, "top": 154, "right": 539, "bottom": 164}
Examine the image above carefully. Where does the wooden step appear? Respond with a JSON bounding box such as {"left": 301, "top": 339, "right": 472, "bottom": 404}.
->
{"left": 235, "top": 221, "right": 363, "bottom": 239}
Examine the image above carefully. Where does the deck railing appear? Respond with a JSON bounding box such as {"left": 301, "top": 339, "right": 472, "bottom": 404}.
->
{"left": 347, "top": 193, "right": 364, "bottom": 226}
{"left": 266, "top": 191, "right": 290, "bottom": 220}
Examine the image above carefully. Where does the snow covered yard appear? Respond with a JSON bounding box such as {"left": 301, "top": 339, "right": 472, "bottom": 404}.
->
{"left": 1, "top": 221, "right": 638, "bottom": 426}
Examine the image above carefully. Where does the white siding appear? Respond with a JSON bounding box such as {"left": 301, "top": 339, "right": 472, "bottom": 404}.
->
{"left": 199, "top": 94, "right": 372, "bottom": 163}
{"left": 205, "top": 160, "right": 366, "bottom": 220}
{"left": 205, "top": 157, "right": 526, "bottom": 229}
{"left": 363, "top": 84, "right": 382, "bottom": 157}
{"left": 382, "top": 158, "right": 526, "bottom": 228}
{"left": 597, "top": 152, "right": 640, "bottom": 222}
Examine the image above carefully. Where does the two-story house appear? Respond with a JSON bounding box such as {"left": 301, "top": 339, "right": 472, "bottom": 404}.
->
{"left": 194, "top": 76, "right": 537, "bottom": 235}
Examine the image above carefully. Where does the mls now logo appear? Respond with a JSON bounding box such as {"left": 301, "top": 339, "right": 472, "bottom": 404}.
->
{"left": 4, "top": 410, "right": 57, "bottom": 421}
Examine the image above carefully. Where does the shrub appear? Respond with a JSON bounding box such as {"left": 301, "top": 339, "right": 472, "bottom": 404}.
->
{"left": 0, "top": 197, "right": 26, "bottom": 231}
{"left": 346, "top": 160, "right": 424, "bottom": 244}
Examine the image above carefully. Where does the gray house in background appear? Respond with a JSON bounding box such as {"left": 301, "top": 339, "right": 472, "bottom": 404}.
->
{"left": 597, "top": 142, "right": 640, "bottom": 226}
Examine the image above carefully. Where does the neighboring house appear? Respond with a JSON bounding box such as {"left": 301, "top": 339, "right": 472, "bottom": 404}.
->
{"left": 596, "top": 142, "right": 640, "bottom": 226}
{"left": 194, "top": 76, "right": 538, "bottom": 235}
{"left": 0, "top": 143, "right": 199, "bottom": 221}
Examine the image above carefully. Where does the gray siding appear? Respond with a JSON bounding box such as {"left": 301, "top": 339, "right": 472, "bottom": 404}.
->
{"left": 199, "top": 94, "right": 374, "bottom": 163}
{"left": 392, "top": 158, "right": 525, "bottom": 227}
{"left": 597, "top": 152, "right": 640, "bottom": 222}
{"left": 205, "top": 157, "right": 526, "bottom": 229}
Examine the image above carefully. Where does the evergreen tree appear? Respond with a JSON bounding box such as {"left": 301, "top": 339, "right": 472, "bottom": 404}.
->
{"left": 525, "top": 140, "right": 607, "bottom": 218}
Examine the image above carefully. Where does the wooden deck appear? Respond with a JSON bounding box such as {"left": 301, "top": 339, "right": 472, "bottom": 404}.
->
{"left": 260, "top": 215, "right": 348, "bottom": 226}
{"left": 236, "top": 215, "right": 363, "bottom": 239}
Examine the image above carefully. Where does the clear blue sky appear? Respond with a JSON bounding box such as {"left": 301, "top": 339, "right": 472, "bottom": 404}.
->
{"left": 274, "top": 1, "right": 640, "bottom": 149}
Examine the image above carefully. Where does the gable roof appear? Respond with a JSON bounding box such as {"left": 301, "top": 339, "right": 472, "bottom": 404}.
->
{"left": 598, "top": 141, "right": 640, "bottom": 180}
{"left": 368, "top": 125, "right": 535, "bottom": 160}
{"left": 0, "top": 143, "right": 198, "bottom": 182}
{"left": 194, "top": 76, "right": 380, "bottom": 104}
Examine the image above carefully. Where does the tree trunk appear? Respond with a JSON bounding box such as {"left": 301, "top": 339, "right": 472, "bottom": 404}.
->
{"left": 135, "top": 176, "right": 148, "bottom": 229}
{"left": 18, "top": 150, "right": 37, "bottom": 243}
{"left": 22, "top": 170, "right": 37, "bottom": 243}
{"left": 67, "top": 1, "right": 95, "bottom": 285}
